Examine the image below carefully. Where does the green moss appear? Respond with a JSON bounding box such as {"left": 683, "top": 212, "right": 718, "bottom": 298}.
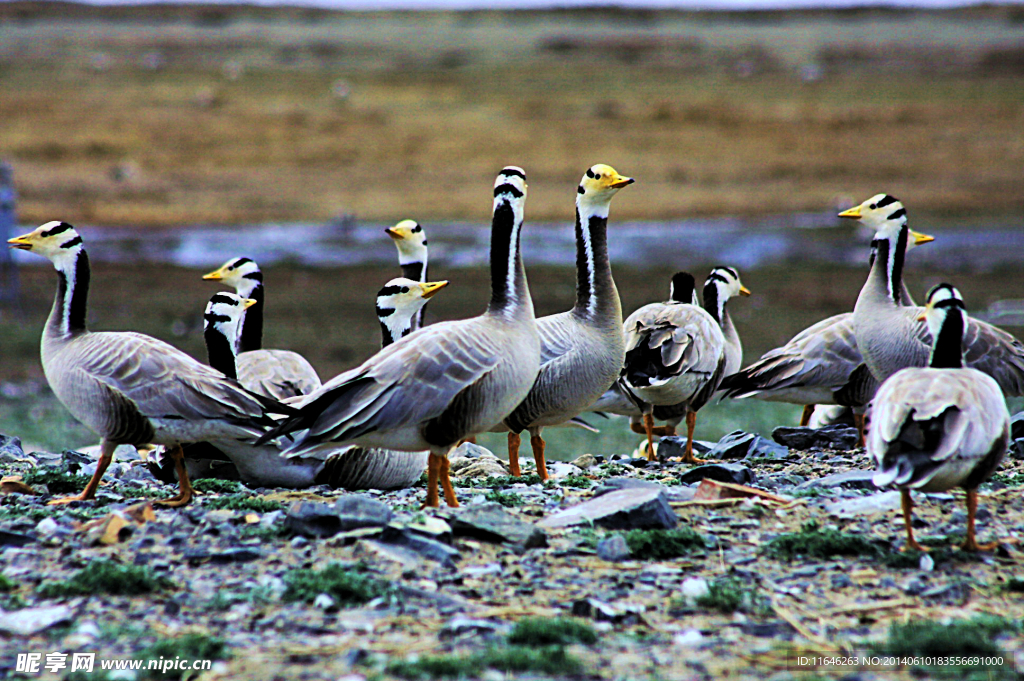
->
{"left": 484, "top": 489, "right": 523, "bottom": 507}
{"left": 869, "top": 616, "right": 1018, "bottom": 680}
{"left": 386, "top": 652, "right": 484, "bottom": 680}
{"left": 764, "top": 522, "right": 882, "bottom": 560}
{"left": 37, "top": 560, "right": 173, "bottom": 598}
{"left": 387, "top": 646, "right": 583, "bottom": 680}
{"left": 282, "top": 562, "right": 390, "bottom": 606}
{"left": 139, "top": 633, "right": 229, "bottom": 680}
{"left": 467, "top": 475, "right": 543, "bottom": 489}
{"left": 624, "top": 527, "right": 706, "bottom": 560}
{"left": 237, "top": 524, "right": 287, "bottom": 541}
{"left": 203, "top": 495, "right": 283, "bottom": 513}
{"left": 695, "top": 577, "right": 768, "bottom": 614}
{"left": 192, "top": 479, "right": 245, "bottom": 494}
{"left": 0, "top": 573, "right": 17, "bottom": 592}
{"left": 550, "top": 475, "right": 593, "bottom": 489}
{"left": 507, "top": 617, "right": 597, "bottom": 646}
{"left": 24, "top": 469, "right": 92, "bottom": 495}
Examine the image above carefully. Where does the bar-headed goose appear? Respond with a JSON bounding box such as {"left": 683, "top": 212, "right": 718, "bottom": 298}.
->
{"left": 257, "top": 167, "right": 541, "bottom": 507}
{"left": 843, "top": 194, "right": 1024, "bottom": 395}
{"left": 202, "top": 257, "right": 321, "bottom": 400}
{"left": 719, "top": 229, "right": 934, "bottom": 441}
{"left": 385, "top": 220, "right": 430, "bottom": 331}
{"left": 8, "top": 222, "right": 288, "bottom": 506}
{"left": 868, "top": 284, "right": 1010, "bottom": 552}
{"left": 619, "top": 267, "right": 749, "bottom": 464}
{"left": 502, "top": 163, "right": 632, "bottom": 480}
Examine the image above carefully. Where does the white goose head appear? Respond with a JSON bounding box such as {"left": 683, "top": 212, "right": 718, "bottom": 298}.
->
{"left": 705, "top": 266, "right": 751, "bottom": 301}
{"left": 376, "top": 277, "right": 449, "bottom": 346}
{"left": 7, "top": 221, "right": 83, "bottom": 269}
{"left": 838, "top": 194, "right": 935, "bottom": 246}
{"left": 202, "top": 257, "right": 263, "bottom": 294}
{"left": 919, "top": 283, "right": 968, "bottom": 368}
{"left": 576, "top": 163, "right": 634, "bottom": 213}
{"left": 204, "top": 292, "right": 256, "bottom": 351}
{"left": 385, "top": 220, "right": 428, "bottom": 266}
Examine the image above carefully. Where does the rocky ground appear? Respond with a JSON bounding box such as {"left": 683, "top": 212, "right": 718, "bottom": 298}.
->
{"left": 1, "top": 418, "right": 1023, "bottom": 681}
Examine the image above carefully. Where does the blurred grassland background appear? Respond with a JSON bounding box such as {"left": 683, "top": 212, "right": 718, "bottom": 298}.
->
{"left": 0, "top": 2, "right": 1022, "bottom": 455}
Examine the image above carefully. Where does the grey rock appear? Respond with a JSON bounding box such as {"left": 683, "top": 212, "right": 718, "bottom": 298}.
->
{"left": 772, "top": 424, "right": 859, "bottom": 451}
{"left": 59, "top": 449, "right": 93, "bottom": 473}
{"left": 0, "top": 604, "right": 74, "bottom": 636}
{"left": 539, "top": 488, "right": 677, "bottom": 530}
{"left": 824, "top": 491, "right": 902, "bottom": 518}
{"left": 0, "top": 433, "right": 24, "bottom": 463}
{"left": 596, "top": 534, "right": 632, "bottom": 562}
{"left": 708, "top": 431, "right": 789, "bottom": 461}
{"left": 181, "top": 547, "right": 263, "bottom": 564}
{"left": 679, "top": 463, "right": 756, "bottom": 486}
{"left": 594, "top": 477, "right": 696, "bottom": 503}
{"left": 285, "top": 501, "right": 343, "bottom": 538}
{"left": 0, "top": 530, "right": 35, "bottom": 547}
{"left": 380, "top": 527, "right": 461, "bottom": 566}
{"left": 797, "top": 469, "right": 877, "bottom": 491}
{"left": 450, "top": 502, "right": 546, "bottom": 548}
{"left": 656, "top": 437, "right": 714, "bottom": 459}
{"left": 440, "top": 616, "right": 510, "bottom": 639}
{"left": 570, "top": 454, "right": 598, "bottom": 469}
{"left": 570, "top": 597, "right": 645, "bottom": 625}
{"left": 335, "top": 495, "right": 393, "bottom": 531}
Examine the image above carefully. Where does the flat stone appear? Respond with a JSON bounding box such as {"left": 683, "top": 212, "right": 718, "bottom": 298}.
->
{"left": 335, "top": 495, "right": 393, "bottom": 531}
{"left": 0, "top": 530, "right": 35, "bottom": 547}
{"left": 570, "top": 454, "right": 598, "bottom": 469}
{"left": 707, "top": 431, "right": 788, "bottom": 461}
{"left": 380, "top": 526, "right": 461, "bottom": 566}
{"left": 0, "top": 433, "right": 24, "bottom": 464}
{"left": 539, "top": 487, "right": 677, "bottom": 530}
{"left": 824, "top": 491, "right": 902, "bottom": 518}
{"left": 285, "top": 500, "right": 343, "bottom": 538}
{"left": 181, "top": 547, "right": 263, "bottom": 564}
{"left": 593, "top": 477, "right": 692, "bottom": 503}
{"left": 797, "top": 469, "right": 877, "bottom": 490}
{"left": 679, "top": 463, "right": 756, "bottom": 486}
{"left": 450, "top": 502, "right": 546, "bottom": 548}
{"left": 548, "top": 462, "right": 583, "bottom": 479}
{"left": 0, "top": 604, "right": 74, "bottom": 636}
{"left": 772, "top": 424, "right": 859, "bottom": 451}
{"left": 596, "top": 534, "right": 631, "bottom": 562}
{"left": 654, "top": 437, "right": 714, "bottom": 459}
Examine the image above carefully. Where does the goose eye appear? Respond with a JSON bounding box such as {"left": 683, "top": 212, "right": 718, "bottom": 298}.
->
{"left": 869, "top": 203, "right": 877, "bottom": 210}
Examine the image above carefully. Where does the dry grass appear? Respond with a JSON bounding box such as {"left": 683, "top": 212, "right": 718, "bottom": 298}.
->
{"left": 0, "top": 4, "right": 1022, "bottom": 226}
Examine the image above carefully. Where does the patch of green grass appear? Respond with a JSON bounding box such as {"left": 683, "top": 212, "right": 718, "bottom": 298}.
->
{"left": 788, "top": 487, "right": 835, "bottom": 499}
{"left": 207, "top": 584, "right": 276, "bottom": 611}
{"left": 282, "top": 562, "right": 390, "bottom": 606}
{"left": 623, "top": 527, "right": 706, "bottom": 560}
{"left": 139, "top": 633, "right": 229, "bottom": 680}
{"left": 869, "top": 616, "right": 1018, "bottom": 680}
{"left": 549, "top": 475, "right": 593, "bottom": 489}
{"left": 0, "top": 573, "right": 16, "bottom": 592}
{"left": 193, "top": 479, "right": 245, "bottom": 494}
{"left": 763, "top": 522, "right": 883, "bottom": 561}
{"left": 466, "top": 475, "right": 543, "bottom": 489}
{"left": 238, "top": 524, "right": 287, "bottom": 541}
{"left": 24, "top": 469, "right": 92, "bottom": 495}
{"left": 37, "top": 560, "right": 173, "bottom": 598}
{"left": 203, "top": 495, "right": 283, "bottom": 513}
{"left": 695, "top": 577, "right": 768, "bottom": 614}
{"left": 484, "top": 489, "right": 523, "bottom": 507}
{"left": 386, "top": 645, "right": 583, "bottom": 680}
{"left": 507, "top": 617, "right": 597, "bottom": 646}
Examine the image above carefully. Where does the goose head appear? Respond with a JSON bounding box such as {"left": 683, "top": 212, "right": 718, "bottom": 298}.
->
{"left": 668, "top": 272, "right": 699, "bottom": 305}
{"left": 385, "top": 220, "right": 428, "bottom": 264}
{"left": 577, "top": 163, "right": 634, "bottom": 210}
{"left": 918, "top": 282, "right": 966, "bottom": 338}
{"left": 202, "top": 257, "right": 263, "bottom": 290}
{"left": 7, "top": 221, "right": 83, "bottom": 269}
{"left": 204, "top": 292, "right": 257, "bottom": 351}
{"left": 838, "top": 194, "right": 935, "bottom": 246}
{"left": 706, "top": 266, "right": 751, "bottom": 302}
{"left": 376, "top": 277, "right": 449, "bottom": 343}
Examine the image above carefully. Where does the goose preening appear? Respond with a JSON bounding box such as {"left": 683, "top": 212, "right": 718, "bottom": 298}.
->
{"left": 385, "top": 219, "right": 429, "bottom": 331}
{"left": 202, "top": 257, "right": 322, "bottom": 400}
{"left": 718, "top": 229, "right": 935, "bottom": 442}
{"left": 8, "top": 222, "right": 289, "bottom": 506}
{"left": 867, "top": 284, "right": 1010, "bottom": 552}
{"left": 502, "top": 163, "right": 632, "bottom": 480}
{"left": 256, "top": 167, "right": 541, "bottom": 507}
{"left": 843, "top": 194, "right": 1024, "bottom": 396}
{"left": 619, "top": 267, "right": 750, "bottom": 464}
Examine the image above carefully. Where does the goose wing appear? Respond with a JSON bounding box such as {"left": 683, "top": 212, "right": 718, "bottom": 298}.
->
{"left": 237, "top": 349, "right": 322, "bottom": 400}
{"left": 623, "top": 304, "right": 723, "bottom": 385}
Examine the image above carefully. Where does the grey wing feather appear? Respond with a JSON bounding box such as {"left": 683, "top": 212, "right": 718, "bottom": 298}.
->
{"left": 237, "top": 349, "right": 322, "bottom": 400}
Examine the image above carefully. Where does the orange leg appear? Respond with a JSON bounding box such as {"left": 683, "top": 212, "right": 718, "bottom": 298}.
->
{"left": 154, "top": 444, "right": 194, "bottom": 507}
{"left": 854, "top": 413, "right": 866, "bottom": 448}
{"left": 961, "top": 488, "right": 998, "bottom": 552}
{"left": 899, "top": 489, "right": 930, "bottom": 552}
{"left": 643, "top": 413, "right": 657, "bottom": 462}
{"left": 49, "top": 439, "right": 116, "bottom": 505}
{"left": 800, "top": 405, "right": 814, "bottom": 427}
{"left": 681, "top": 412, "right": 707, "bottom": 465}
{"left": 530, "top": 431, "right": 548, "bottom": 481}
{"left": 439, "top": 456, "right": 459, "bottom": 508}
{"left": 422, "top": 453, "right": 442, "bottom": 508}
{"left": 507, "top": 432, "right": 522, "bottom": 477}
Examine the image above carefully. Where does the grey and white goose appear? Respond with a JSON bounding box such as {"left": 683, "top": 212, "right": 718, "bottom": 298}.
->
{"left": 385, "top": 220, "right": 430, "bottom": 331}
{"left": 7, "top": 222, "right": 288, "bottom": 506}
{"left": 619, "top": 267, "right": 749, "bottom": 464}
{"left": 719, "top": 228, "right": 934, "bottom": 440}
{"left": 501, "top": 163, "right": 633, "bottom": 480}
{"left": 868, "top": 283, "right": 1010, "bottom": 552}
{"left": 257, "top": 167, "right": 541, "bottom": 507}
{"left": 203, "top": 257, "right": 321, "bottom": 400}
{"left": 843, "top": 193, "right": 1024, "bottom": 396}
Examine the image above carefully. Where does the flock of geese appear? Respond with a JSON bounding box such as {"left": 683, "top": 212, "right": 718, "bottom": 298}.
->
{"left": 9, "top": 167, "right": 1024, "bottom": 551}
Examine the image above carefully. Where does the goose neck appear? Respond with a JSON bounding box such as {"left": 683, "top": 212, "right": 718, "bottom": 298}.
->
{"left": 486, "top": 195, "right": 533, "bottom": 320}
{"left": 46, "top": 248, "right": 90, "bottom": 340}
{"left": 573, "top": 201, "right": 620, "bottom": 323}
{"left": 930, "top": 309, "right": 966, "bottom": 369}
{"left": 703, "top": 282, "right": 725, "bottom": 327}
{"left": 238, "top": 282, "right": 264, "bottom": 353}
{"left": 866, "top": 226, "right": 909, "bottom": 307}
{"left": 204, "top": 324, "right": 238, "bottom": 379}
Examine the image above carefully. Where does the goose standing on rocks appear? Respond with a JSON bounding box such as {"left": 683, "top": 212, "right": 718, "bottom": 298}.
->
{"left": 385, "top": 220, "right": 430, "bottom": 331}
{"left": 843, "top": 194, "right": 1024, "bottom": 395}
{"left": 502, "top": 164, "right": 633, "bottom": 480}
{"left": 257, "top": 167, "right": 541, "bottom": 507}
{"left": 719, "top": 230, "right": 934, "bottom": 441}
{"left": 202, "top": 257, "right": 321, "bottom": 400}
{"left": 7, "top": 222, "right": 288, "bottom": 506}
{"left": 619, "top": 267, "right": 750, "bottom": 464}
{"left": 868, "top": 284, "right": 1010, "bottom": 552}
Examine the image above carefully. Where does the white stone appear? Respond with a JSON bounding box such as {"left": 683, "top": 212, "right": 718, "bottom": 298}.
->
{"left": 680, "top": 577, "right": 710, "bottom": 604}
{"left": 313, "top": 593, "right": 336, "bottom": 610}
{"left": 674, "top": 629, "right": 704, "bottom": 647}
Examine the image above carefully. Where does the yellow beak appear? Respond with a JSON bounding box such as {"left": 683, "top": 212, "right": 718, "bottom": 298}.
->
{"left": 420, "top": 280, "right": 449, "bottom": 299}
{"left": 7, "top": 234, "right": 32, "bottom": 250}
{"left": 202, "top": 266, "right": 226, "bottom": 281}
{"left": 243, "top": 298, "right": 258, "bottom": 310}
{"left": 910, "top": 230, "right": 935, "bottom": 246}
{"left": 610, "top": 175, "right": 635, "bottom": 189}
{"left": 385, "top": 227, "right": 403, "bottom": 240}
{"left": 837, "top": 205, "right": 862, "bottom": 219}
{"left": 739, "top": 285, "right": 752, "bottom": 297}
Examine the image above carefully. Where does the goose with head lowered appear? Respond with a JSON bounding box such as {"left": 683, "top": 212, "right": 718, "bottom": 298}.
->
{"left": 867, "top": 284, "right": 1010, "bottom": 552}
{"left": 385, "top": 219, "right": 430, "bottom": 331}
{"left": 257, "top": 167, "right": 541, "bottom": 507}
{"left": 501, "top": 163, "right": 633, "bottom": 480}
{"left": 202, "top": 257, "right": 321, "bottom": 400}
{"left": 842, "top": 194, "right": 1024, "bottom": 396}
{"left": 7, "top": 222, "right": 290, "bottom": 506}
{"left": 619, "top": 267, "right": 749, "bottom": 464}
{"left": 719, "top": 228, "right": 934, "bottom": 442}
